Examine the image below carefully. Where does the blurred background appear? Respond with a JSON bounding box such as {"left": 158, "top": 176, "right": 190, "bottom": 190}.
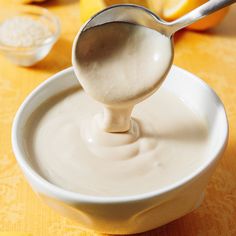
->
{"left": 0, "top": 0, "right": 236, "bottom": 236}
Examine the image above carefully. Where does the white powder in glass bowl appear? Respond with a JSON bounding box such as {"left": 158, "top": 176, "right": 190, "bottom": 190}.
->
{"left": 0, "top": 16, "right": 52, "bottom": 47}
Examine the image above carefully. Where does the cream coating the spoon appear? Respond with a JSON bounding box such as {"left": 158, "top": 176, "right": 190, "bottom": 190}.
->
{"left": 73, "top": 22, "right": 172, "bottom": 132}
{"left": 72, "top": 1, "right": 235, "bottom": 132}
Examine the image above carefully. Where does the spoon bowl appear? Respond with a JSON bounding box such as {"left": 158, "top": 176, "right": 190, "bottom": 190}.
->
{"left": 72, "top": 4, "right": 174, "bottom": 108}
{"left": 72, "top": 0, "right": 235, "bottom": 106}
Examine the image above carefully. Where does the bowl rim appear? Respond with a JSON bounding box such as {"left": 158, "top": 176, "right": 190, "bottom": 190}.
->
{"left": 0, "top": 5, "right": 60, "bottom": 51}
{"left": 11, "top": 66, "right": 229, "bottom": 204}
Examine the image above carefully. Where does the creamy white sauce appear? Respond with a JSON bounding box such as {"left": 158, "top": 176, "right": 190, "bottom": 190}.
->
{"left": 24, "top": 87, "right": 209, "bottom": 197}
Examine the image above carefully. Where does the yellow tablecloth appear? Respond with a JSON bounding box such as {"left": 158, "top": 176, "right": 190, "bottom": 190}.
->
{"left": 0, "top": 1, "right": 236, "bottom": 235}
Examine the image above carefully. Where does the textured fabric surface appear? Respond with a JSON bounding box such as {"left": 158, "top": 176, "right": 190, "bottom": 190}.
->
{"left": 0, "top": 1, "right": 236, "bottom": 235}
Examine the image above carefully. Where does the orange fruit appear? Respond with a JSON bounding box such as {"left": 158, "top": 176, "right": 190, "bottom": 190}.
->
{"left": 163, "top": 0, "right": 206, "bottom": 21}
{"left": 163, "top": 0, "right": 229, "bottom": 31}
{"left": 187, "top": 7, "right": 229, "bottom": 31}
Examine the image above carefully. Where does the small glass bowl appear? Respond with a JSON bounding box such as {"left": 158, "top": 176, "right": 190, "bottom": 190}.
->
{"left": 0, "top": 5, "right": 60, "bottom": 67}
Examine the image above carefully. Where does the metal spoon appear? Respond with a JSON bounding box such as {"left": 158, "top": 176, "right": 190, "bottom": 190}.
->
{"left": 72, "top": 0, "right": 235, "bottom": 94}
{"left": 72, "top": 0, "right": 235, "bottom": 131}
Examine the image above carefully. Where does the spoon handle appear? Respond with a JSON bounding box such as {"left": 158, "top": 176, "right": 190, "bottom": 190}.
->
{"left": 167, "top": 0, "right": 236, "bottom": 35}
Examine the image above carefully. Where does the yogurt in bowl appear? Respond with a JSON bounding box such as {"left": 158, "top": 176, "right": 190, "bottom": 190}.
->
{"left": 12, "top": 66, "right": 228, "bottom": 234}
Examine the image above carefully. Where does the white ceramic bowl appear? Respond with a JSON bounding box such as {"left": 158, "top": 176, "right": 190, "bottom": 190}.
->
{"left": 12, "top": 66, "right": 228, "bottom": 234}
